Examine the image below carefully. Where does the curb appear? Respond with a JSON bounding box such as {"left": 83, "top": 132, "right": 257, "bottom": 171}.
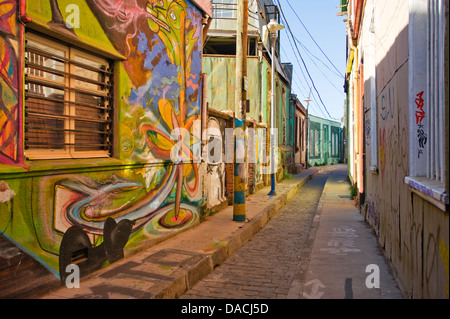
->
{"left": 37, "top": 167, "right": 323, "bottom": 299}
{"left": 154, "top": 168, "right": 323, "bottom": 299}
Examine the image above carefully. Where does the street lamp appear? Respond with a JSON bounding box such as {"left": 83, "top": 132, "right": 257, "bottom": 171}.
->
{"left": 266, "top": 19, "right": 284, "bottom": 196}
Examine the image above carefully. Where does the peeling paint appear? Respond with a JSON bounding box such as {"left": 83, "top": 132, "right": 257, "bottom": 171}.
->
{"left": 0, "top": 181, "right": 15, "bottom": 203}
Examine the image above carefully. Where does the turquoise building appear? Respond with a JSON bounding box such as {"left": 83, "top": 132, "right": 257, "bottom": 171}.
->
{"left": 308, "top": 115, "right": 343, "bottom": 166}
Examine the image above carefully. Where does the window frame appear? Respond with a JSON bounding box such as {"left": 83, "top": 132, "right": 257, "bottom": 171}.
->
{"left": 24, "top": 32, "right": 113, "bottom": 160}
{"left": 213, "top": 0, "right": 236, "bottom": 19}
{"left": 406, "top": 0, "right": 448, "bottom": 209}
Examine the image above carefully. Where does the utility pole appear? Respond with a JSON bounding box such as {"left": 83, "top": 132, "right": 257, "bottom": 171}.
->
{"left": 305, "top": 89, "right": 311, "bottom": 169}
{"left": 269, "top": 25, "right": 277, "bottom": 196}
{"left": 233, "top": 0, "right": 248, "bottom": 222}
{"left": 267, "top": 19, "right": 284, "bottom": 196}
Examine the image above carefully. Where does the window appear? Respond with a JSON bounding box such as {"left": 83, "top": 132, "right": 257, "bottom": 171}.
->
{"left": 407, "top": 0, "right": 448, "bottom": 208}
{"left": 294, "top": 116, "right": 298, "bottom": 151}
{"left": 335, "top": 133, "right": 339, "bottom": 157}
{"left": 24, "top": 33, "right": 113, "bottom": 160}
{"left": 315, "top": 130, "right": 319, "bottom": 157}
{"left": 368, "top": 5, "right": 378, "bottom": 172}
{"left": 331, "top": 133, "right": 335, "bottom": 157}
{"left": 298, "top": 118, "right": 302, "bottom": 151}
{"left": 301, "top": 119, "right": 305, "bottom": 151}
{"left": 213, "top": 0, "right": 235, "bottom": 19}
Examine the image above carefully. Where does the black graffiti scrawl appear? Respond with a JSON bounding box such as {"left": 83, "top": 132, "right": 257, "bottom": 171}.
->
{"left": 59, "top": 217, "right": 133, "bottom": 283}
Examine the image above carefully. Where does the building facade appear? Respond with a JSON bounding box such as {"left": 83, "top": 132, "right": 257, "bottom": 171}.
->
{"left": 0, "top": 0, "right": 212, "bottom": 287}
{"left": 201, "top": 0, "right": 294, "bottom": 208}
{"left": 293, "top": 96, "right": 307, "bottom": 172}
{"left": 0, "top": 0, "right": 300, "bottom": 294}
{"left": 307, "top": 114, "right": 342, "bottom": 167}
{"left": 343, "top": 0, "right": 449, "bottom": 298}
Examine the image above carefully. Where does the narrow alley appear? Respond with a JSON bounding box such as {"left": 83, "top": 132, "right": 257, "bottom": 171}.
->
{"left": 1, "top": 0, "right": 448, "bottom": 303}
{"left": 181, "top": 169, "right": 329, "bottom": 299}
{"left": 180, "top": 165, "right": 403, "bottom": 299}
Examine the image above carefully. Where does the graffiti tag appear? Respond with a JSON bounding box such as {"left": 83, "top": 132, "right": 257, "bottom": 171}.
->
{"left": 407, "top": 179, "right": 434, "bottom": 197}
{"left": 415, "top": 91, "right": 427, "bottom": 158}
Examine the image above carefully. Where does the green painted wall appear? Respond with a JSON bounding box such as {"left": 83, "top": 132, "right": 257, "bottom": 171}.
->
{"left": 308, "top": 114, "right": 342, "bottom": 166}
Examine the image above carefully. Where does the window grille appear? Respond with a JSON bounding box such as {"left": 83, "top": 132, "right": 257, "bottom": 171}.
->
{"left": 24, "top": 33, "right": 113, "bottom": 159}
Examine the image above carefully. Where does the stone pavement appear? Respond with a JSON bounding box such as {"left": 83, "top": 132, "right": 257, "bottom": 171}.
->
{"left": 180, "top": 164, "right": 404, "bottom": 300}
{"left": 296, "top": 165, "right": 404, "bottom": 299}
{"left": 180, "top": 169, "right": 330, "bottom": 299}
{"left": 38, "top": 166, "right": 323, "bottom": 299}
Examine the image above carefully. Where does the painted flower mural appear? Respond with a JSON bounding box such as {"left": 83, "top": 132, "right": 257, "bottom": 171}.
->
{"left": 66, "top": 0, "right": 205, "bottom": 234}
{"left": 0, "top": 0, "right": 205, "bottom": 281}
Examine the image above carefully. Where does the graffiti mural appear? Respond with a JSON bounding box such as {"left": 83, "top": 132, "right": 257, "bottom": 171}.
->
{"left": 0, "top": 0, "right": 206, "bottom": 280}
{"left": 59, "top": 217, "right": 133, "bottom": 283}
{"left": 439, "top": 238, "right": 449, "bottom": 297}
{"left": 204, "top": 117, "right": 226, "bottom": 209}
{"left": 379, "top": 127, "right": 386, "bottom": 183}
{"left": 62, "top": 0, "right": 201, "bottom": 254}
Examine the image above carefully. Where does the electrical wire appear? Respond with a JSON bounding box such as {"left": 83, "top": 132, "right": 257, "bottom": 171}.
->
{"left": 294, "top": 37, "right": 346, "bottom": 95}
{"left": 280, "top": 46, "right": 309, "bottom": 96}
{"left": 279, "top": 18, "right": 326, "bottom": 118}
{"left": 279, "top": 17, "right": 327, "bottom": 119}
{"left": 294, "top": 37, "right": 344, "bottom": 80}
{"left": 275, "top": 0, "right": 334, "bottom": 120}
{"left": 284, "top": 0, "right": 344, "bottom": 79}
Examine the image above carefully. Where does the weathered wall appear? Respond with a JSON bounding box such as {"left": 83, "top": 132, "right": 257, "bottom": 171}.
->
{"left": 0, "top": 0, "right": 206, "bottom": 279}
{"left": 361, "top": 0, "right": 449, "bottom": 298}
{"left": 203, "top": 53, "right": 286, "bottom": 188}
{"left": 203, "top": 56, "right": 268, "bottom": 123}
{"left": 202, "top": 114, "right": 230, "bottom": 211}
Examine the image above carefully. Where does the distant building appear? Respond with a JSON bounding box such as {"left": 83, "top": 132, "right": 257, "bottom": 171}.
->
{"left": 307, "top": 114, "right": 342, "bottom": 167}
{"left": 292, "top": 96, "right": 308, "bottom": 172}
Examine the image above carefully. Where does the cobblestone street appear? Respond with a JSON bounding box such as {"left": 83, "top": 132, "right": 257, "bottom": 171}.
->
{"left": 180, "top": 170, "right": 330, "bottom": 299}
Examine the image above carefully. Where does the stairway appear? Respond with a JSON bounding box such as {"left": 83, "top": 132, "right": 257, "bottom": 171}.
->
{"left": 0, "top": 235, "right": 60, "bottom": 299}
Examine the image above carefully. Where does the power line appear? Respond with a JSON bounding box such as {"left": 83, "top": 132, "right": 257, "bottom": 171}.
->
{"left": 292, "top": 68, "right": 327, "bottom": 118}
{"left": 279, "top": 23, "right": 312, "bottom": 94}
{"left": 284, "top": 0, "right": 343, "bottom": 78}
{"left": 275, "top": 0, "right": 333, "bottom": 120}
{"left": 279, "top": 16, "right": 325, "bottom": 117}
{"left": 293, "top": 37, "right": 346, "bottom": 95}
{"left": 280, "top": 46, "right": 309, "bottom": 96}
{"left": 294, "top": 37, "right": 344, "bottom": 79}
{"left": 282, "top": 37, "right": 328, "bottom": 119}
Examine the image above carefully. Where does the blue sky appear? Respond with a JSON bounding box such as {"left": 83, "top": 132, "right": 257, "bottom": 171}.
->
{"left": 275, "top": 0, "right": 347, "bottom": 123}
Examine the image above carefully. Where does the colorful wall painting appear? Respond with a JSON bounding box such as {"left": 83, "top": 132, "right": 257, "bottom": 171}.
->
{"left": 0, "top": 0, "right": 24, "bottom": 166}
{"left": 0, "top": 0, "right": 207, "bottom": 279}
